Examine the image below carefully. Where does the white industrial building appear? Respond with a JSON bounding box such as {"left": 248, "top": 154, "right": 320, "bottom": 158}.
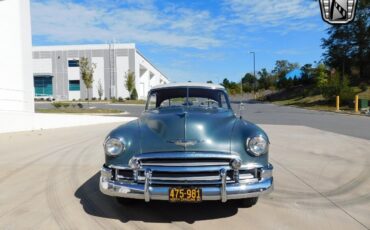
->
{"left": 0, "top": 1, "right": 149, "bottom": 134}
{"left": 32, "top": 44, "right": 169, "bottom": 100}
{"left": 0, "top": 0, "right": 34, "bottom": 113}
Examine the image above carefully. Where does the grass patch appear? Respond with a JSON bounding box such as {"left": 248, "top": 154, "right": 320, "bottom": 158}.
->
{"left": 111, "top": 99, "right": 146, "bottom": 104}
{"left": 266, "top": 86, "right": 370, "bottom": 113}
{"left": 358, "top": 87, "right": 370, "bottom": 100}
{"left": 36, "top": 108, "right": 123, "bottom": 114}
{"left": 272, "top": 95, "right": 340, "bottom": 111}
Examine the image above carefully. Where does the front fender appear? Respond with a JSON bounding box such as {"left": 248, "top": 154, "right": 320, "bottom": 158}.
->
{"left": 230, "top": 119, "right": 269, "bottom": 166}
{"left": 104, "top": 119, "right": 141, "bottom": 166}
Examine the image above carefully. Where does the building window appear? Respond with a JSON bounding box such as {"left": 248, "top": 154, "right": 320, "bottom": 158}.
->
{"left": 68, "top": 59, "right": 79, "bottom": 67}
{"left": 34, "top": 76, "right": 53, "bottom": 97}
{"left": 69, "top": 80, "right": 80, "bottom": 91}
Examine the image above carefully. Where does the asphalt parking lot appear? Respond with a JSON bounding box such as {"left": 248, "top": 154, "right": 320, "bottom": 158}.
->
{"left": 36, "top": 101, "right": 370, "bottom": 140}
{"left": 1, "top": 117, "right": 369, "bottom": 229}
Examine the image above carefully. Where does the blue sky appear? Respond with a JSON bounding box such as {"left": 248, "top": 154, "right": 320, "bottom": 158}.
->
{"left": 31, "top": 0, "right": 328, "bottom": 83}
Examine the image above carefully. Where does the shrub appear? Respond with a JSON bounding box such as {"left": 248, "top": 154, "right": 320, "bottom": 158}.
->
{"left": 92, "top": 97, "right": 96, "bottom": 101}
{"left": 118, "top": 97, "right": 123, "bottom": 102}
{"left": 40, "top": 98, "right": 44, "bottom": 101}
{"left": 321, "top": 74, "right": 354, "bottom": 102}
{"left": 71, "top": 104, "right": 76, "bottom": 108}
{"left": 130, "top": 88, "right": 138, "bottom": 100}
{"left": 77, "top": 103, "right": 83, "bottom": 108}
{"left": 302, "top": 88, "right": 310, "bottom": 98}
{"left": 104, "top": 97, "right": 108, "bottom": 101}
{"left": 85, "top": 98, "right": 89, "bottom": 101}
{"left": 52, "top": 102, "right": 62, "bottom": 109}
{"left": 359, "top": 82, "right": 368, "bottom": 92}
{"left": 111, "top": 97, "right": 117, "bottom": 103}
{"left": 61, "top": 102, "right": 70, "bottom": 108}
{"left": 72, "top": 99, "right": 76, "bottom": 102}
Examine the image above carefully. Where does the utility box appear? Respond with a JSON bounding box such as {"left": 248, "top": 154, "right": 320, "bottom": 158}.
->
{"left": 359, "top": 99, "right": 369, "bottom": 111}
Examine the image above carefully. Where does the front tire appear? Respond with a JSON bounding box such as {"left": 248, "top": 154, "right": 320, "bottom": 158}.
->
{"left": 239, "top": 197, "right": 258, "bottom": 208}
{"left": 116, "top": 197, "right": 137, "bottom": 206}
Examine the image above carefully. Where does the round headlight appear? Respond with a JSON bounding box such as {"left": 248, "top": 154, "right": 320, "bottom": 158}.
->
{"left": 104, "top": 138, "right": 124, "bottom": 156}
{"left": 247, "top": 136, "right": 268, "bottom": 156}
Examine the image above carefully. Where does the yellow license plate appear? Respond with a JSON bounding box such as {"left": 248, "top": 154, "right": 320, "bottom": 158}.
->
{"left": 168, "top": 187, "right": 202, "bottom": 202}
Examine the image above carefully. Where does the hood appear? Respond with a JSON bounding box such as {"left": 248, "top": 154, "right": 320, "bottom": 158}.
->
{"left": 139, "top": 107, "right": 237, "bottom": 154}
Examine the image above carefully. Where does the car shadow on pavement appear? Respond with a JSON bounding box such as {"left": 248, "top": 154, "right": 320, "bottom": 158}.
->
{"left": 75, "top": 172, "right": 241, "bottom": 224}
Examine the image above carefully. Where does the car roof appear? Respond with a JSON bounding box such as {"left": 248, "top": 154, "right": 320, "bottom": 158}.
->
{"left": 151, "top": 82, "right": 225, "bottom": 91}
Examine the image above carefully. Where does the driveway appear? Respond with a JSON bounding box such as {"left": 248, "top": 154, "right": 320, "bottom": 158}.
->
{"left": 36, "top": 101, "right": 370, "bottom": 140}
{"left": 240, "top": 102, "right": 370, "bottom": 140}
{"left": 0, "top": 122, "right": 369, "bottom": 229}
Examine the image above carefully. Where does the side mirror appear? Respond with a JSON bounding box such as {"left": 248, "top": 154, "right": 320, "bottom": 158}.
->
{"left": 238, "top": 102, "right": 246, "bottom": 118}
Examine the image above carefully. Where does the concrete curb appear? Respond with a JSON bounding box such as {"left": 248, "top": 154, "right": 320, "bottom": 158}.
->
{"left": 0, "top": 112, "right": 138, "bottom": 134}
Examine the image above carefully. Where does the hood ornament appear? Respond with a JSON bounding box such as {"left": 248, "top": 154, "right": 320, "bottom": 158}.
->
{"left": 168, "top": 139, "right": 203, "bottom": 147}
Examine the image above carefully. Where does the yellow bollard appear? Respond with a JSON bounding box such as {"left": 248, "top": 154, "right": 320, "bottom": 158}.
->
{"left": 336, "top": 96, "right": 340, "bottom": 111}
{"left": 355, "top": 95, "right": 359, "bottom": 113}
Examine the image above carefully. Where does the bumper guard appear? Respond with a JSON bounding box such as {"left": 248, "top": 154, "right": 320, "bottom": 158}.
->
{"left": 100, "top": 164, "right": 273, "bottom": 202}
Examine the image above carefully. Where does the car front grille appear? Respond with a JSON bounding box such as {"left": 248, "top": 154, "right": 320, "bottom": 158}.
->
{"left": 139, "top": 157, "right": 231, "bottom": 167}
{"left": 137, "top": 170, "right": 234, "bottom": 185}
{"left": 112, "top": 153, "right": 261, "bottom": 185}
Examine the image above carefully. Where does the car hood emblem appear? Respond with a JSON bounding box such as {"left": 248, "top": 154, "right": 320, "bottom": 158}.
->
{"left": 168, "top": 139, "right": 203, "bottom": 147}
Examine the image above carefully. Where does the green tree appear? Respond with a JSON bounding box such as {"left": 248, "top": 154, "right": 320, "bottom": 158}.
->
{"left": 315, "top": 63, "right": 355, "bottom": 102}
{"left": 97, "top": 79, "right": 104, "bottom": 100}
{"left": 125, "top": 71, "right": 136, "bottom": 100}
{"left": 322, "top": 74, "right": 354, "bottom": 102}
{"left": 321, "top": 0, "right": 369, "bottom": 82}
{"left": 272, "top": 60, "right": 299, "bottom": 89}
{"left": 257, "top": 68, "right": 275, "bottom": 90}
{"left": 221, "top": 78, "right": 231, "bottom": 88}
{"left": 315, "top": 63, "right": 329, "bottom": 90}
{"left": 242, "top": 73, "right": 257, "bottom": 93}
{"left": 80, "top": 57, "right": 96, "bottom": 105}
{"left": 131, "top": 88, "right": 138, "bottom": 100}
{"left": 228, "top": 83, "right": 241, "bottom": 95}
{"left": 221, "top": 78, "right": 241, "bottom": 95}
{"left": 300, "top": 64, "right": 315, "bottom": 85}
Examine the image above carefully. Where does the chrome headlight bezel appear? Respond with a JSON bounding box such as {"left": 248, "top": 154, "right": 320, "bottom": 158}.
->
{"left": 246, "top": 135, "right": 269, "bottom": 156}
{"left": 104, "top": 138, "right": 124, "bottom": 156}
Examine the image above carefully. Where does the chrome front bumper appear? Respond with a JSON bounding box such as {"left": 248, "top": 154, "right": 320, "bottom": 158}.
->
{"left": 99, "top": 164, "right": 273, "bottom": 202}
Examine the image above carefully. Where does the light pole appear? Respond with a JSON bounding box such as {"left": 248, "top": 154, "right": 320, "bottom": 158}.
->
{"left": 240, "top": 76, "right": 243, "bottom": 97}
{"left": 249, "top": 51, "right": 256, "bottom": 99}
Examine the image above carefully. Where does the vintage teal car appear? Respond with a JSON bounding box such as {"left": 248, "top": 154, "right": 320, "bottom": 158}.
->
{"left": 100, "top": 83, "right": 273, "bottom": 207}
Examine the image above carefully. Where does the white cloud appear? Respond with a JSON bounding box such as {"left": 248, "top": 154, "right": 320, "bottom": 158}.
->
{"left": 224, "top": 0, "right": 320, "bottom": 31}
{"left": 31, "top": 0, "right": 223, "bottom": 49}
{"left": 31, "top": 0, "right": 324, "bottom": 50}
{"left": 274, "top": 49, "right": 303, "bottom": 56}
{"left": 32, "top": 1, "right": 108, "bottom": 41}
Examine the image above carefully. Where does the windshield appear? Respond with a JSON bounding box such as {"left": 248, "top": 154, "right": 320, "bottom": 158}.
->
{"left": 145, "top": 87, "right": 231, "bottom": 110}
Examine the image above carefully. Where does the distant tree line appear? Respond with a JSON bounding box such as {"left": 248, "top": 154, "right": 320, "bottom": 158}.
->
{"left": 219, "top": 59, "right": 313, "bottom": 95}
{"left": 218, "top": 1, "right": 369, "bottom": 102}
{"left": 322, "top": 0, "right": 369, "bottom": 84}
{"left": 220, "top": 60, "right": 361, "bottom": 102}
